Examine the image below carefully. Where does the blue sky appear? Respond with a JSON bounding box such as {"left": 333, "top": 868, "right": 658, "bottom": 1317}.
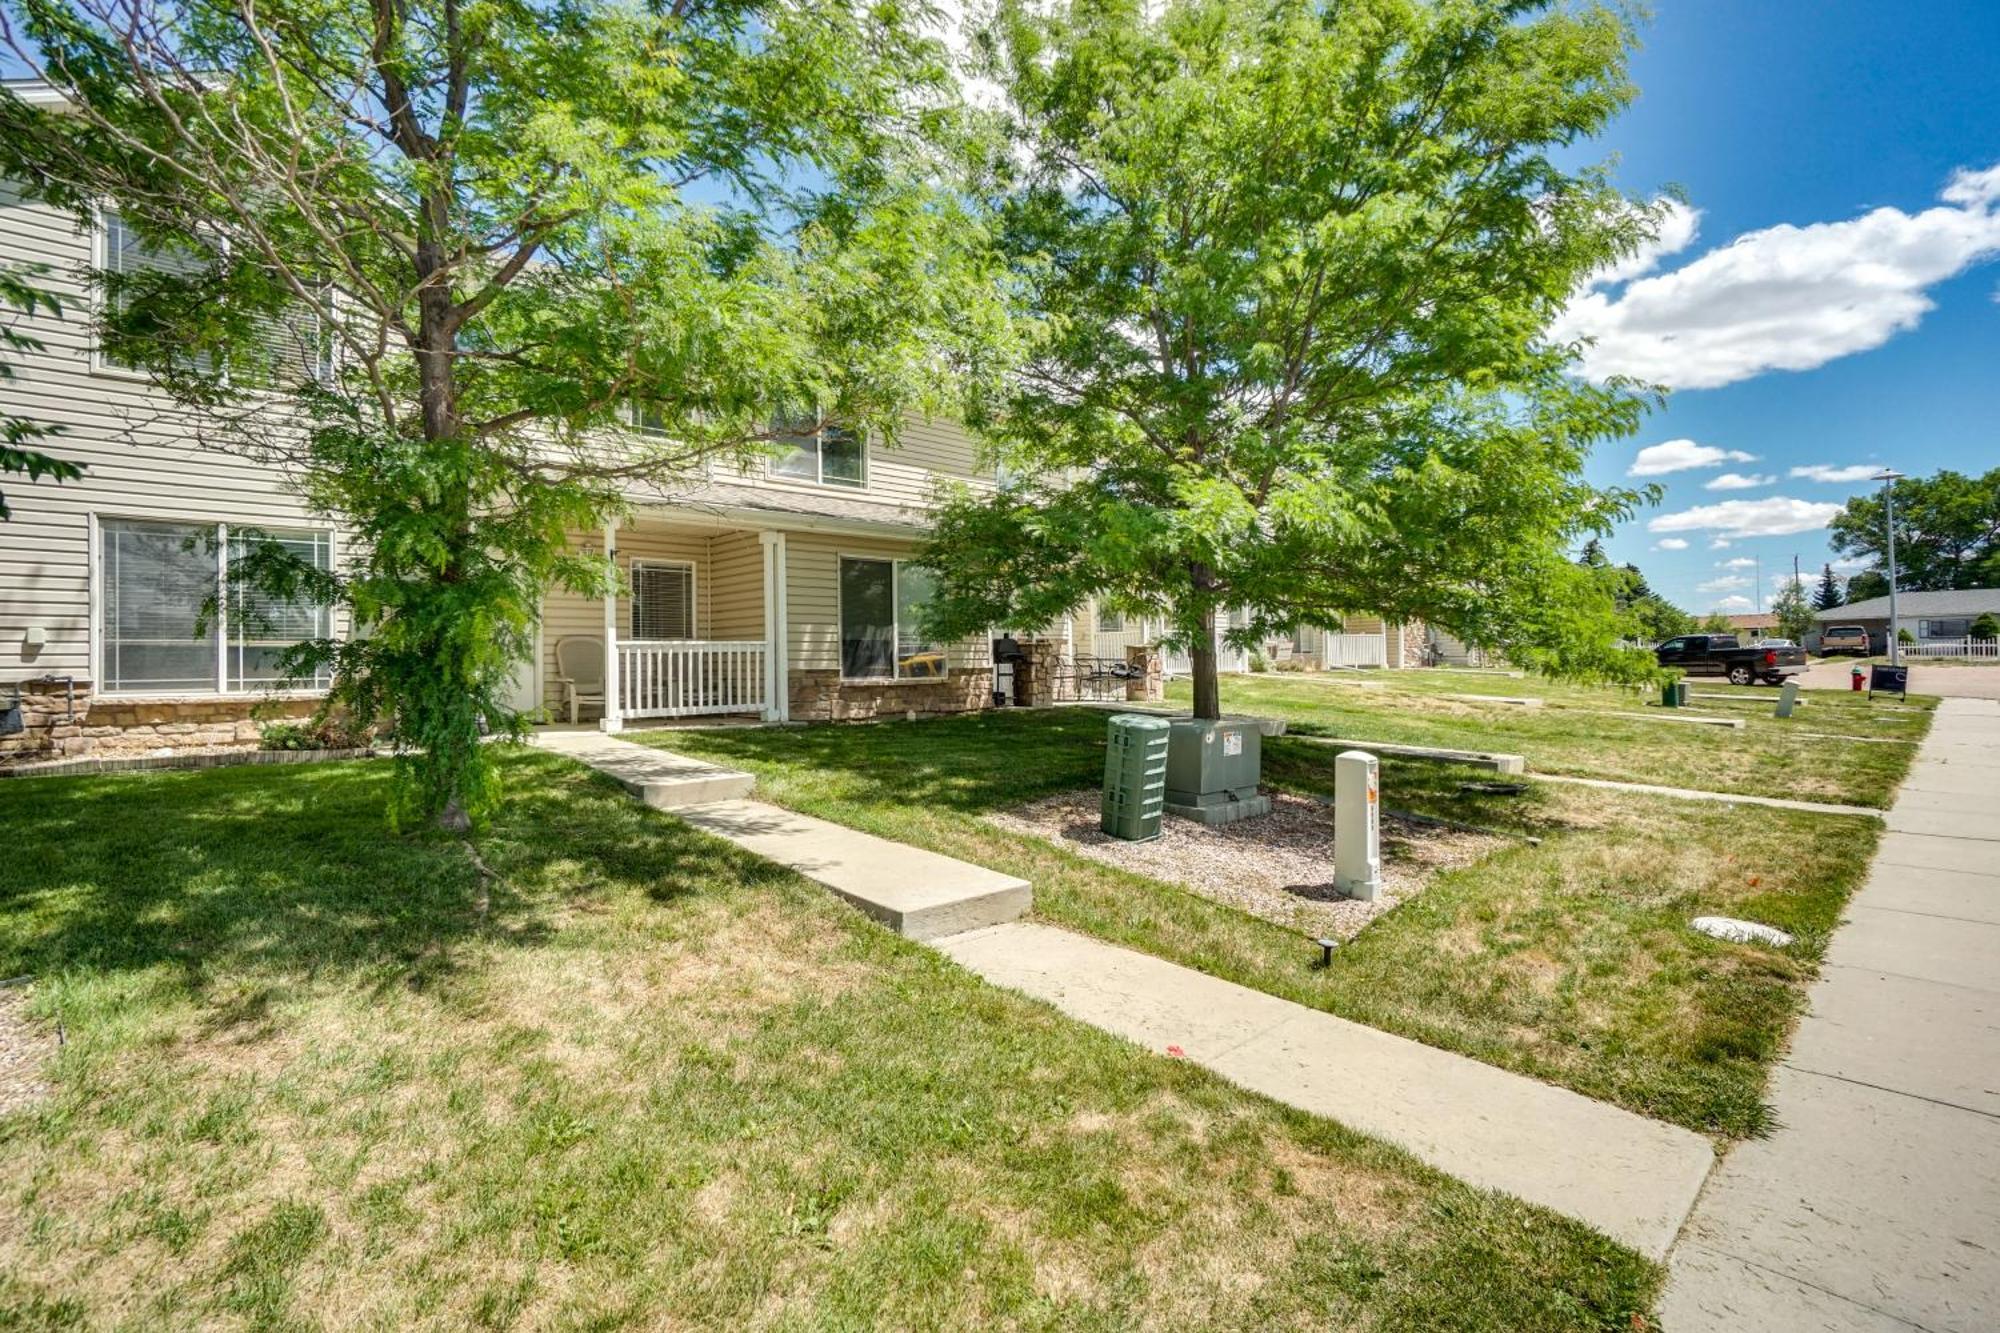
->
{"left": 1566, "top": 1, "right": 2000, "bottom": 613}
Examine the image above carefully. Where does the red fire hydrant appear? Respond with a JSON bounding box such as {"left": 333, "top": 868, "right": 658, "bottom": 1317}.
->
{"left": 1851, "top": 665, "right": 1866, "bottom": 692}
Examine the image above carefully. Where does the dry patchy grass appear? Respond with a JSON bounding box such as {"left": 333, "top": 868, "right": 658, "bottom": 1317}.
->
{"left": 0, "top": 751, "right": 1655, "bottom": 1330}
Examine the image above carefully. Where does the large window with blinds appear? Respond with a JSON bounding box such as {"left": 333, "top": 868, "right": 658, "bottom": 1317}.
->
{"left": 838, "top": 557, "right": 941, "bottom": 680}
{"left": 630, "top": 561, "right": 695, "bottom": 640}
{"left": 99, "top": 518, "right": 333, "bottom": 694}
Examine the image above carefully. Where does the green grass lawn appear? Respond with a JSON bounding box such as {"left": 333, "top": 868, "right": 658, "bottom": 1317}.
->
{"left": 1173, "top": 670, "right": 1930, "bottom": 808}
{"left": 0, "top": 753, "right": 1658, "bottom": 1330}
{"left": 642, "top": 704, "right": 1890, "bottom": 1137}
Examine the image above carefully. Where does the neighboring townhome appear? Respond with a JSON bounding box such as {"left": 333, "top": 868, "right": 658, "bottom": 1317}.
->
{"left": 1073, "top": 603, "right": 1424, "bottom": 674}
{"left": 1812, "top": 588, "right": 2000, "bottom": 658}
{"left": 0, "top": 181, "right": 1010, "bottom": 762}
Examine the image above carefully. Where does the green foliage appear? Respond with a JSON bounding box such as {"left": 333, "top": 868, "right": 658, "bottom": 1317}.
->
{"left": 1972, "top": 612, "right": 2000, "bottom": 641}
{"left": 1898, "top": 626, "right": 1915, "bottom": 645}
{"left": 0, "top": 264, "right": 83, "bottom": 519}
{"left": 1813, "top": 562, "right": 1845, "bottom": 611}
{"left": 2, "top": 0, "right": 1013, "bottom": 826}
{"left": 1828, "top": 468, "right": 2000, "bottom": 592}
{"left": 1697, "top": 613, "right": 1735, "bottom": 635}
{"left": 922, "top": 0, "right": 1667, "bottom": 714}
{"left": 1771, "top": 578, "right": 1815, "bottom": 644}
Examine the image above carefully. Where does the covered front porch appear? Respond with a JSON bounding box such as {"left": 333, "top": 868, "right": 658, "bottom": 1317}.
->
{"left": 538, "top": 515, "right": 787, "bottom": 728}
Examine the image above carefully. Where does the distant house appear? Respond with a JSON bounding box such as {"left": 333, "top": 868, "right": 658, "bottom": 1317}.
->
{"left": 1724, "top": 613, "right": 1778, "bottom": 637}
{"left": 1813, "top": 588, "right": 2000, "bottom": 654}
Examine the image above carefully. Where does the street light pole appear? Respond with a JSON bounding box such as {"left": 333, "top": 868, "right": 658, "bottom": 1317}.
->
{"left": 1873, "top": 469, "right": 1905, "bottom": 665}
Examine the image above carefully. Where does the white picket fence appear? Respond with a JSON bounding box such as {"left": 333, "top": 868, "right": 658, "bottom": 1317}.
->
{"left": 1903, "top": 637, "right": 2000, "bottom": 660}
{"left": 1319, "top": 632, "right": 1388, "bottom": 668}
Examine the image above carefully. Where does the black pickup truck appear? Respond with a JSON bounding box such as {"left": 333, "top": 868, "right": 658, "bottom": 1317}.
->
{"left": 1655, "top": 634, "right": 1809, "bottom": 686}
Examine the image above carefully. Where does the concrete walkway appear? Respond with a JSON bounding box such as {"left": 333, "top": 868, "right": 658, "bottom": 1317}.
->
{"left": 534, "top": 729, "right": 1029, "bottom": 940}
{"left": 1662, "top": 696, "right": 2000, "bottom": 1332}
{"left": 939, "top": 921, "right": 1714, "bottom": 1258}
{"left": 1534, "top": 773, "right": 1884, "bottom": 818}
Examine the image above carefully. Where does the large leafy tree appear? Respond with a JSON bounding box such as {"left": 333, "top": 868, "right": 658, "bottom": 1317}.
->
{"left": 1829, "top": 468, "right": 2000, "bottom": 594}
{"left": 1, "top": 0, "right": 1009, "bottom": 827}
{"left": 918, "top": 0, "right": 1665, "bottom": 717}
{"left": 1578, "top": 540, "right": 1691, "bottom": 643}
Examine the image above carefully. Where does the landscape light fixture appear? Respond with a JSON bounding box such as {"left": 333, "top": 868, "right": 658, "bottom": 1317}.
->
{"left": 1872, "top": 469, "right": 1905, "bottom": 665}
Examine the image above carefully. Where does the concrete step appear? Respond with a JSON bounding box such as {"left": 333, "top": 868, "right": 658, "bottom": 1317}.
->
{"left": 533, "top": 730, "right": 756, "bottom": 808}
{"left": 677, "top": 799, "right": 1031, "bottom": 940}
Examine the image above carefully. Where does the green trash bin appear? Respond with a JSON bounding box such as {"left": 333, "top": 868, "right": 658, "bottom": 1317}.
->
{"left": 1662, "top": 679, "right": 1687, "bottom": 708}
{"left": 1102, "top": 714, "right": 1171, "bottom": 842}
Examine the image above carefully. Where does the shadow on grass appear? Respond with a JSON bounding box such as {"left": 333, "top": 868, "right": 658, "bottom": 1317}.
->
{"left": 0, "top": 748, "right": 790, "bottom": 1007}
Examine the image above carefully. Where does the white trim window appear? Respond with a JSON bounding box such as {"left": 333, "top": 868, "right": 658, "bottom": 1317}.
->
{"left": 838, "top": 556, "right": 942, "bottom": 679}
{"left": 99, "top": 517, "right": 333, "bottom": 695}
{"left": 1096, "top": 606, "right": 1124, "bottom": 633}
{"left": 97, "top": 209, "right": 333, "bottom": 385}
{"left": 770, "top": 418, "right": 865, "bottom": 489}
{"left": 627, "top": 399, "right": 667, "bottom": 436}
{"left": 630, "top": 560, "right": 695, "bottom": 640}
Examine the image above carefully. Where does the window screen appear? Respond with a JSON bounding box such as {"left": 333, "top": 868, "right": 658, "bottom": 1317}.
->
{"left": 228, "top": 529, "right": 333, "bottom": 688}
{"left": 839, "top": 557, "right": 895, "bottom": 678}
{"left": 770, "top": 418, "right": 864, "bottom": 487}
{"left": 631, "top": 562, "right": 694, "bottom": 640}
{"left": 102, "top": 519, "right": 218, "bottom": 692}
{"left": 895, "top": 564, "right": 941, "bottom": 677}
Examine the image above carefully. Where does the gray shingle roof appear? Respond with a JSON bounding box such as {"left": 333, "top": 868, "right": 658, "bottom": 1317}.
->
{"left": 1814, "top": 587, "right": 2000, "bottom": 621}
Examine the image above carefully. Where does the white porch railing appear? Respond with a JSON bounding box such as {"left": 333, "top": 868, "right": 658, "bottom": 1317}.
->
{"left": 619, "top": 639, "right": 769, "bottom": 718}
{"left": 1321, "top": 632, "right": 1388, "bottom": 668}
{"left": 1904, "top": 637, "right": 2000, "bottom": 660}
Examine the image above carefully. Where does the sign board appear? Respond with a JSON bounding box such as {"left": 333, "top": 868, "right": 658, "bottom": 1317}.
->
{"left": 1868, "top": 663, "right": 1909, "bottom": 699}
{"left": 1222, "top": 731, "right": 1243, "bottom": 757}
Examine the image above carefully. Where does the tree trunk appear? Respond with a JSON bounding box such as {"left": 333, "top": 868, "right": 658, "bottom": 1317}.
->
{"left": 1190, "top": 604, "right": 1221, "bottom": 720}
{"left": 438, "top": 797, "right": 472, "bottom": 833}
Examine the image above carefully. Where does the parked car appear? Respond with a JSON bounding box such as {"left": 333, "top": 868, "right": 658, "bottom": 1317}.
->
{"left": 1819, "top": 624, "right": 1872, "bottom": 656}
{"left": 1655, "top": 633, "right": 1809, "bottom": 686}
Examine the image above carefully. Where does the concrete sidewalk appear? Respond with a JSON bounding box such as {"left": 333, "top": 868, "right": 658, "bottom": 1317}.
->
{"left": 939, "top": 921, "right": 1714, "bottom": 1258}
{"left": 1662, "top": 697, "right": 2000, "bottom": 1333}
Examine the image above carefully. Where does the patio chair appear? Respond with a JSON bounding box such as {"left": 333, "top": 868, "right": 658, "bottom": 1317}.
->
{"left": 554, "top": 635, "right": 606, "bottom": 724}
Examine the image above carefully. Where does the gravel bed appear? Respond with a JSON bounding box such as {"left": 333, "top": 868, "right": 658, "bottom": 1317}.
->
{"left": 990, "top": 789, "right": 1505, "bottom": 939}
{"left": 0, "top": 987, "right": 53, "bottom": 1117}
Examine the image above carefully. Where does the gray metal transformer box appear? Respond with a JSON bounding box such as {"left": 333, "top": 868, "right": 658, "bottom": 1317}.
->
{"left": 1164, "top": 718, "right": 1271, "bottom": 825}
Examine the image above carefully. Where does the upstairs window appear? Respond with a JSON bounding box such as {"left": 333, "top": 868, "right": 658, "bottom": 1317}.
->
{"left": 1096, "top": 607, "right": 1124, "bottom": 633}
{"left": 627, "top": 400, "right": 667, "bottom": 436}
{"left": 771, "top": 417, "right": 864, "bottom": 488}
{"left": 99, "top": 210, "right": 332, "bottom": 384}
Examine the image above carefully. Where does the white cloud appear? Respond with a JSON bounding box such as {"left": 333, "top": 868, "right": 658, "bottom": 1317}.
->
{"left": 1710, "top": 538, "right": 1733, "bottom": 550}
{"left": 1698, "top": 575, "right": 1751, "bottom": 593}
{"left": 1790, "top": 463, "right": 1884, "bottom": 483}
{"left": 1653, "top": 537, "right": 1690, "bottom": 551}
{"left": 1831, "top": 557, "right": 1869, "bottom": 572}
{"left": 1720, "top": 557, "right": 1757, "bottom": 569}
{"left": 1649, "top": 496, "right": 1846, "bottom": 538}
{"left": 1704, "top": 472, "right": 1776, "bottom": 490}
{"left": 1553, "top": 164, "right": 2000, "bottom": 389}
{"left": 1629, "top": 439, "right": 1758, "bottom": 477}
{"left": 1710, "top": 595, "right": 1755, "bottom": 612}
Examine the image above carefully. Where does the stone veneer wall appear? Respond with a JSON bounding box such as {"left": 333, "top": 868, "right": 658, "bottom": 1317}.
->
{"left": 0, "top": 679, "right": 317, "bottom": 764}
{"left": 788, "top": 668, "right": 995, "bottom": 723}
{"left": 1394, "top": 620, "right": 1429, "bottom": 669}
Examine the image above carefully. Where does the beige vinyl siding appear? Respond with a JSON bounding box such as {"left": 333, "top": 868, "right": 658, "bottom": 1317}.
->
{"left": 706, "top": 530, "right": 765, "bottom": 642}
{"left": 1, "top": 185, "right": 347, "bottom": 687}
{"left": 783, "top": 530, "right": 987, "bottom": 675}
{"left": 717, "top": 414, "right": 992, "bottom": 511}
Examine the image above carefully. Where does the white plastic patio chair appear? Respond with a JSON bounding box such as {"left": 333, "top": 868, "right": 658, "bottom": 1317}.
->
{"left": 554, "top": 635, "right": 607, "bottom": 724}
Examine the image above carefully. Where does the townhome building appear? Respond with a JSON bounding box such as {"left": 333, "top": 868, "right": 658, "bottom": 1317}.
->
{"left": 0, "top": 180, "right": 1011, "bottom": 761}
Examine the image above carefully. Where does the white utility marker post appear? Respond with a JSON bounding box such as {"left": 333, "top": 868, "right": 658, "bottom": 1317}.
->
{"left": 601, "top": 518, "right": 623, "bottom": 733}
{"left": 1334, "top": 749, "right": 1383, "bottom": 902}
{"left": 1775, "top": 680, "right": 1801, "bottom": 719}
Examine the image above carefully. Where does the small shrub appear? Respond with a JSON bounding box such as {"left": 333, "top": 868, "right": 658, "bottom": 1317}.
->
{"left": 1248, "top": 650, "right": 1269, "bottom": 673}
{"left": 1971, "top": 612, "right": 1999, "bottom": 641}
{"left": 1274, "top": 656, "right": 1309, "bottom": 673}
{"left": 259, "top": 716, "right": 370, "bottom": 752}
{"left": 1897, "top": 627, "right": 1915, "bottom": 645}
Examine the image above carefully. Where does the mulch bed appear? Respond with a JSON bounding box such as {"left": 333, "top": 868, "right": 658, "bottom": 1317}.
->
{"left": 990, "top": 789, "right": 1504, "bottom": 939}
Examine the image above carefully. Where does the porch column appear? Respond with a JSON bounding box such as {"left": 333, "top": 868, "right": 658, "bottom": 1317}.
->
{"left": 601, "top": 518, "right": 623, "bottom": 732}
{"left": 760, "top": 530, "right": 790, "bottom": 722}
